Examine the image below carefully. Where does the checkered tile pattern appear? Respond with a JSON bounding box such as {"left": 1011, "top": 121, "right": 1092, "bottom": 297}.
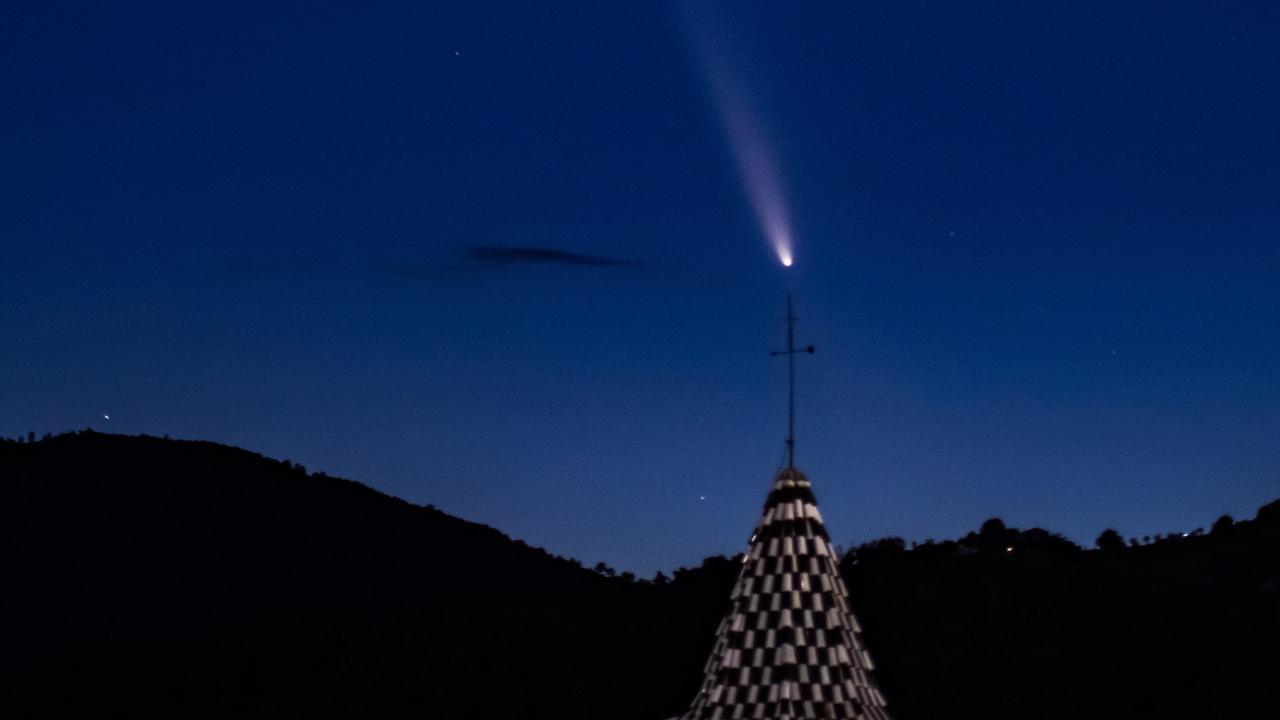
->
{"left": 681, "top": 468, "right": 892, "bottom": 720}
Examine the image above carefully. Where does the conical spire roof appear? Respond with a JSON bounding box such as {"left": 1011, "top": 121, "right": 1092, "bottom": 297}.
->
{"left": 681, "top": 467, "right": 891, "bottom": 720}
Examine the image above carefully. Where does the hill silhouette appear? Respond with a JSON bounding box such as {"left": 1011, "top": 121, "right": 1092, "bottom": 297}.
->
{"left": 0, "top": 431, "right": 735, "bottom": 719}
{"left": 2, "top": 431, "right": 1279, "bottom": 718}
{"left": 844, "top": 510, "right": 1280, "bottom": 719}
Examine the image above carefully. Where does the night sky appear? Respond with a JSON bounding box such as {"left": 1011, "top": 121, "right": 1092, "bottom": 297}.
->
{"left": 3, "top": 1, "right": 1279, "bottom": 575}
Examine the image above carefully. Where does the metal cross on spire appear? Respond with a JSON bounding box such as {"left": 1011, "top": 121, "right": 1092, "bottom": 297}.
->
{"left": 771, "top": 293, "right": 814, "bottom": 469}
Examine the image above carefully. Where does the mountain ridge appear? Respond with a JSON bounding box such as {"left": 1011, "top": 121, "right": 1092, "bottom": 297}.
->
{"left": 3, "top": 430, "right": 1279, "bottom": 719}
{"left": 1, "top": 431, "right": 737, "bottom": 719}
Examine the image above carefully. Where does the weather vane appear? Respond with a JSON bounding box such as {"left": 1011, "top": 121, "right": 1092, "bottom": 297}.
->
{"left": 771, "top": 293, "right": 814, "bottom": 469}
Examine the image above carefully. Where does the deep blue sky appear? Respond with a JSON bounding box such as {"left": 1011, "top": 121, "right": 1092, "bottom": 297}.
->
{"left": 3, "top": 1, "right": 1279, "bottom": 574}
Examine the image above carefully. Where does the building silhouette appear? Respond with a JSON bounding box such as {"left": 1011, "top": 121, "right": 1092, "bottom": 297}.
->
{"left": 677, "top": 466, "right": 892, "bottom": 720}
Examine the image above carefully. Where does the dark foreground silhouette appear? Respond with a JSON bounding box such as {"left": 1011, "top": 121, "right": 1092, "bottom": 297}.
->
{"left": 2, "top": 432, "right": 1278, "bottom": 719}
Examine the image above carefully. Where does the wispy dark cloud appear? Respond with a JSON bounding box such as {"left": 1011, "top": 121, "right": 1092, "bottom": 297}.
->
{"left": 376, "top": 245, "right": 644, "bottom": 280}
{"left": 464, "top": 246, "right": 642, "bottom": 268}
{"left": 228, "top": 246, "right": 644, "bottom": 282}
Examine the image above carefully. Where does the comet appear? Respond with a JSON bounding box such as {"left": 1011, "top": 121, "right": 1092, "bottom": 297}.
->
{"left": 682, "top": 2, "right": 795, "bottom": 268}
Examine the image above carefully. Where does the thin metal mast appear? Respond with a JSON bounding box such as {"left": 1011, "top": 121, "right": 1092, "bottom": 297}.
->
{"left": 787, "top": 295, "right": 795, "bottom": 467}
{"left": 772, "top": 293, "right": 813, "bottom": 469}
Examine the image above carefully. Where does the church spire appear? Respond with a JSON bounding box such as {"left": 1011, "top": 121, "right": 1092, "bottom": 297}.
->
{"left": 678, "top": 467, "right": 893, "bottom": 720}
{"left": 678, "top": 296, "right": 892, "bottom": 720}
